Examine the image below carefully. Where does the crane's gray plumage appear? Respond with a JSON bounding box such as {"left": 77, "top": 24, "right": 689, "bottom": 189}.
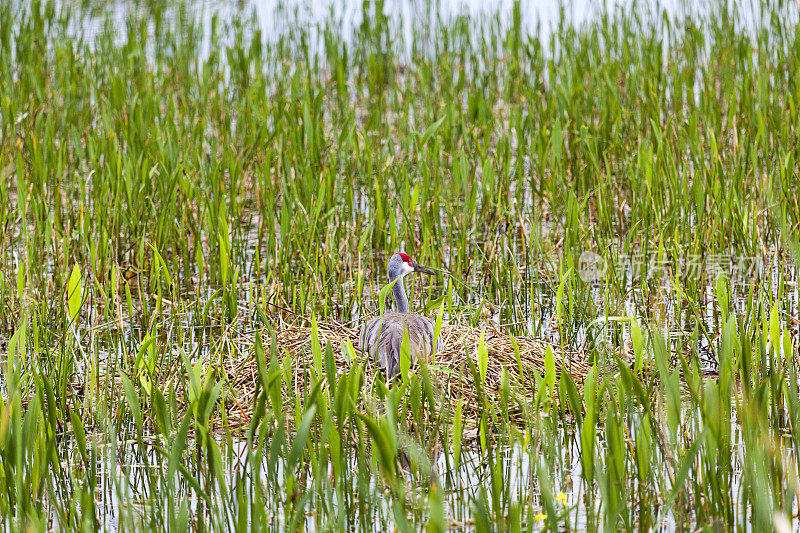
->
{"left": 360, "top": 253, "right": 442, "bottom": 378}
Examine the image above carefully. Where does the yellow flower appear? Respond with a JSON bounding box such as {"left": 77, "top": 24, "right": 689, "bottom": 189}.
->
{"left": 535, "top": 513, "right": 547, "bottom": 522}
{"left": 556, "top": 492, "right": 568, "bottom": 504}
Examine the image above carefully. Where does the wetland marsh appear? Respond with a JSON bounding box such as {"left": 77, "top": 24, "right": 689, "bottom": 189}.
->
{"left": 1, "top": 0, "right": 800, "bottom": 530}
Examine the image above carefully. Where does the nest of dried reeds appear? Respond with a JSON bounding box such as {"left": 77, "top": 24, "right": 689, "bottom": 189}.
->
{"left": 211, "top": 317, "right": 590, "bottom": 428}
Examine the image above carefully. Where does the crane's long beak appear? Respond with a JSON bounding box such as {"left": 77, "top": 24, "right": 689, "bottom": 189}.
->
{"left": 412, "top": 262, "right": 435, "bottom": 275}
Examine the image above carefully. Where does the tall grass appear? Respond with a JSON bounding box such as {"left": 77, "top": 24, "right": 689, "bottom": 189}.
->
{"left": 0, "top": 0, "right": 799, "bottom": 529}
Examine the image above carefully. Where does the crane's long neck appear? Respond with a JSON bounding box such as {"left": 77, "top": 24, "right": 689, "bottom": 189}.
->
{"left": 392, "top": 276, "right": 410, "bottom": 313}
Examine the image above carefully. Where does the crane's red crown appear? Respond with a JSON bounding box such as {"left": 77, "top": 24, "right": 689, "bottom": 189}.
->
{"left": 397, "top": 252, "right": 412, "bottom": 263}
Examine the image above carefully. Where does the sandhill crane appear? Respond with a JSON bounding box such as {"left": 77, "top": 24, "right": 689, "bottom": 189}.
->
{"left": 360, "top": 252, "right": 441, "bottom": 378}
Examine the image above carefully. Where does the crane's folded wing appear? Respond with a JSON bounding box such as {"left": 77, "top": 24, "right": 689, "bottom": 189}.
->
{"left": 359, "top": 312, "right": 439, "bottom": 376}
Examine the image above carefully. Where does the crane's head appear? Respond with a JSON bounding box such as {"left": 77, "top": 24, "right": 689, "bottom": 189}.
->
{"left": 388, "top": 252, "right": 435, "bottom": 281}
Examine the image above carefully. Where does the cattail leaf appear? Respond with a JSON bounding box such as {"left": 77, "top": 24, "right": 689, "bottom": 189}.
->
{"left": 378, "top": 276, "right": 400, "bottom": 314}
{"left": 477, "top": 329, "right": 488, "bottom": 385}
{"left": 560, "top": 369, "right": 583, "bottom": 424}
{"left": 120, "top": 373, "right": 142, "bottom": 432}
{"left": 289, "top": 406, "right": 317, "bottom": 467}
{"left": 419, "top": 115, "right": 445, "bottom": 146}
{"left": 432, "top": 302, "right": 445, "bottom": 365}
{"left": 311, "top": 315, "right": 322, "bottom": 376}
{"left": 452, "top": 401, "right": 463, "bottom": 470}
{"left": 544, "top": 345, "right": 556, "bottom": 397}
{"left": 69, "top": 408, "right": 87, "bottom": 466}
{"left": 631, "top": 319, "right": 644, "bottom": 373}
{"left": 400, "top": 326, "right": 412, "bottom": 380}
{"left": 324, "top": 342, "right": 337, "bottom": 395}
{"left": 769, "top": 301, "right": 780, "bottom": 353}
{"left": 168, "top": 408, "right": 193, "bottom": 486}
{"left": 67, "top": 264, "right": 82, "bottom": 322}
{"left": 151, "top": 382, "right": 171, "bottom": 436}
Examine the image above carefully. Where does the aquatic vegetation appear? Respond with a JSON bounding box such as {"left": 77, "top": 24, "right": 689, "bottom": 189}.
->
{"left": 0, "top": 0, "right": 799, "bottom": 529}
